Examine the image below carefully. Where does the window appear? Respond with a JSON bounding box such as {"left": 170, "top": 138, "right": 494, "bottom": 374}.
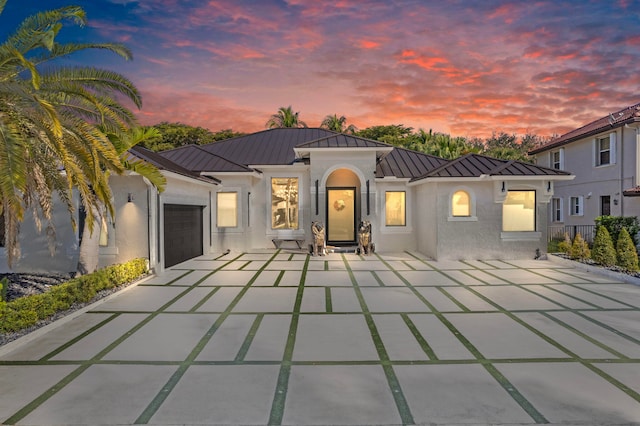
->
{"left": 601, "top": 195, "right": 611, "bottom": 216}
{"left": 502, "top": 190, "right": 536, "bottom": 232}
{"left": 551, "top": 148, "right": 564, "bottom": 170}
{"left": 451, "top": 190, "right": 471, "bottom": 217}
{"left": 595, "top": 134, "right": 616, "bottom": 166}
{"left": 271, "top": 178, "right": 299, "bottom": 229}
{"left": 217, "top": 192, "right": 238, "bottom": 227}
{"left": 385, "top": 191, "right": 406, "bottom": 226}
{"left": 570, "top": 196, "right": 584, "bottom": 216}
{"left": 552, "top": 198, "right": 563, "bottom": 222}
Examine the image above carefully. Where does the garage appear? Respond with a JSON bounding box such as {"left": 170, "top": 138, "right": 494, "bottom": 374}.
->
{"left": 163, "top": 204, "right": 204, "bottom": 267}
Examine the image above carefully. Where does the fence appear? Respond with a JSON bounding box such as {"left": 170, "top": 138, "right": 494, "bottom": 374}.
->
{"left": 548, "top": 225, "right": 596, "bottom": 244}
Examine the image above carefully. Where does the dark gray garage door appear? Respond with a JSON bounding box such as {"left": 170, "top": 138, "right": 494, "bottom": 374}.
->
{"left": 164, "top": 204, "right": 203, "bottom": 268}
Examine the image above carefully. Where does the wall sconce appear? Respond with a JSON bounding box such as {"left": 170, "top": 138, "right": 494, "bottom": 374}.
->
{"left": 501, "top": 182, "right": 506, "bottom": 193}
{"left": 547, "top": 181, "right": 552, "bottom": 192}
{"left": 127, "top": 193, "right": 134, "bottom": 203}
{"left": 614, "top": 198, "right": 619, "bottom": 205}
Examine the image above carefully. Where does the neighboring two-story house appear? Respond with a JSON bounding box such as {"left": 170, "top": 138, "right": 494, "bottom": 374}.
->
{"left": 530, "top": 102, "right": 640, "bottom": 242}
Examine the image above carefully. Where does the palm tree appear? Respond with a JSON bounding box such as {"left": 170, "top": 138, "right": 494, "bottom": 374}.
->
{"left": 266, "top": 106, "right": 307, "bottom": 128}
{"left": 0, "top": 2, "right": 143, "bottom": 267}
{"left": 77, "top": 126, "right": 166, "bottom": 274}
{"left": 320, "top": 114, "right": 357, "bottom": 133}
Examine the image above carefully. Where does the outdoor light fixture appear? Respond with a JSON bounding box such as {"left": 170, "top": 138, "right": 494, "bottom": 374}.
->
{"left": 547, "top": 181, "right": 552, "bottom": 192}
{"left": 501, "top": 182, "right": 506, "bottom": 193}
{"left": 127, "top": 193, "right": 134, "bottom": 203}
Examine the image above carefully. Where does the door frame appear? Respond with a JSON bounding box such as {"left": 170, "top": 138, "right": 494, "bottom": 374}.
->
{"left": 326, "top": 186, "right": 357, "bottom": 245}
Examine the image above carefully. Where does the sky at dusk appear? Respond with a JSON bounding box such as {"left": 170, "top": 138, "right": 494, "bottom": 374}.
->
{"left": 4, "top": 0, "right": 640, "bottom": 139}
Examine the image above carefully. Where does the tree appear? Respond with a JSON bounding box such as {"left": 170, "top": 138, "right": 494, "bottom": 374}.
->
{"left": 77, "top": 126, "right": 166, "bottom": 274}
{"left": 266, "top": 106, "right": 307, "bottom": 128}
{"left": 570, "top": 233, "right": 590, "bottom": 261}
{"left": 616, "top": 228, "right": 639, "bottom": 272}
{"left": 355, "top": 124, "right": 415, "bottom": 146}
{"left": 0, "top": 2, "right": 143, "bottom": 267}
{"left": 143, "top": 122, "right": 244, "bottom": 151}
{"left": 591, "top": 226, "right": 616, "bottom": 267}
{"left": 320, "top": 114, "right": 357, "bottom": 133}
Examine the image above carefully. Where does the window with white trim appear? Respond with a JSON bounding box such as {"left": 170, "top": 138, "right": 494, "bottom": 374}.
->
{"left": 552, "top": 197, "right": 563, "bottom": 222}
{"left": 451, "top": 190, "right": 471, "bottom": 217}
{"left": 595, "top": 133, "right": 616, "bottom": 166}
{"left": 217, "top": 192, "right": 238, "bottom": 227}
{"left": 570, "top": 196, "right": 584, "bottom": 216}
{"left": 550, "top": 148, "right": 564, "bottom": 170}
{"left": 502, "top": 190, "right": 536, "bottom": 232}
{"left": 271, "top": 177, "right": 299, "bottom": 230}
{"left": 385, "top": 191, "right": 406, "bottom": 226}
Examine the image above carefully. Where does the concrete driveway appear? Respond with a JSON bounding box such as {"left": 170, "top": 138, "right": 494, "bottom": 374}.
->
{"left": 1, "top": 251, "right": 639, "bottom": 425}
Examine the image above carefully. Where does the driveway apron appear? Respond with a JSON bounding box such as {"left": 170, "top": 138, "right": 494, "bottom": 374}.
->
{"left": 1, "top": 251, "right": 639, "bottom": 425}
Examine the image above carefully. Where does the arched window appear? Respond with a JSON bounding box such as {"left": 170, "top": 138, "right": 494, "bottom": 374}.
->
{"left": 452, "top": 190, "right": 471, "bottom": 217}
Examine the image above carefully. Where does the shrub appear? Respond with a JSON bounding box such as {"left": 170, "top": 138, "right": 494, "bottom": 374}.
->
{"left": 558, "top": 232, "right": 572, "bottom": 255}
{"left": 591, "top": 226, "right": 616, "bottom": 267}
{"left": 0, "top": 277, "right": 7, "bottom": 302}
{"left": 570, "top": 233, "right": 590, "bottom": 261}
{"left": 595, "top": 215, "right": 640, "bottom": 246}
{"left": 0, "top": 258, "right": 148, "bottom": 333}
{"left": 616, "top": 228, "right": 639, "bottom": 272}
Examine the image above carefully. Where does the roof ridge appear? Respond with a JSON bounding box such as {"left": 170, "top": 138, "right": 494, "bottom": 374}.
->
{"left": 412, "top": 153, "right": 471, "bottom": 180}
{"left": 486, "top": 159, "right": 515, "bottom": 175}
{"left": 191, "top": 145, "right": 255, "bottom": 171}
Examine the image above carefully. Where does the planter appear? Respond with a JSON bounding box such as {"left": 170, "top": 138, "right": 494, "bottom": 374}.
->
{"left": 547, "top": 253, "right": 640, "bottom": 287}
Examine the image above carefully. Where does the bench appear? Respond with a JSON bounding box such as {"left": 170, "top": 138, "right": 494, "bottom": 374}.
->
{"left": 272, "top": 238, "right": 305, "bottom": 249}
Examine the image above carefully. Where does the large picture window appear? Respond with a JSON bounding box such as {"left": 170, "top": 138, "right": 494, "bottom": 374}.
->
{"left": 385, "top": 191, "right": 406, "bottom": 226}
{"left": 502, "top": 190, "right": 536, "bottom": 232}
{"left": 272, "top": 178, "right": 299, "bottom": 229}
{"left": 217, "top": 192, "right": 238, "bottom": 227}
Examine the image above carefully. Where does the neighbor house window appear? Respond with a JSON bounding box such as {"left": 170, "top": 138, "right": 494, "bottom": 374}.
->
{"left": 601, "top": 195, "right": 611, "bottom": 216}
{"left": 271, "top": 178, "right": 299, "bottom": 229}
{"left": 502, "top": 190, "right": 536, "bottom": 232}
{"left": 552, "top": 198, "right": 563, "bottom": 222}
{"left": 551, "top": 149, "right": 564, "bottom": 170}
{"left": 217, "top": 192, "right": 238, "bottom": 227}
{"left": 385, "top": 191, "right": 406, "bottom": 226}
{"left": 570, "top": 196, "right": 584, "bottom": 216}
{"left": 451, "top": 190, "right": 471, "bottom": 217}
{"left": 595, "top": 134, "right": 615, "bottom": 166}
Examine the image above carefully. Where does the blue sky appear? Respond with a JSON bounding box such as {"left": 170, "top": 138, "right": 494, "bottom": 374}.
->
{"left": 3, "top": 0, "right": 640, "bottom": 138}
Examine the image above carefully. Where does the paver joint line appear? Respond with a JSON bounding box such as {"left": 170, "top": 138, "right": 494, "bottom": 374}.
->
{"left": 1, "top": 251, "right": 639, "bottom": 425}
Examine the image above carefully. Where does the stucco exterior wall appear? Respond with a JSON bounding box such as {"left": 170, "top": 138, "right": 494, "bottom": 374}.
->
{"left": 375, "top": 180, "right": 416, "bottom": 252}
{"left": 0, "top": 194, "right": 79, "bottom": 274}
{"left": 415, "top": 183, "right": 437, "bottom": 259}
{"left": 434, "top": 181, "right": 546, "bottom": 260}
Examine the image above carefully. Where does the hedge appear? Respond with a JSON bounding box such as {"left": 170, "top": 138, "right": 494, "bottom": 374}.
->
{"left": 0, "top": 258, "right": 148, "bottom": 333}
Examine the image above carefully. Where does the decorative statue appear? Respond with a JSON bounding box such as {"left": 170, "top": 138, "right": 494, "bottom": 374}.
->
{"left": 358, "top": 220, "right": 374, "bottom": 255}
{"left": 311, "top": 221, "right": 326, "bottom": 256}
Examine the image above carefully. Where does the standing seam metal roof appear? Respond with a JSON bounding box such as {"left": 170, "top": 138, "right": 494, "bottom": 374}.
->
{"left": 159, "top": 145, "right": 254, "bottom": 173}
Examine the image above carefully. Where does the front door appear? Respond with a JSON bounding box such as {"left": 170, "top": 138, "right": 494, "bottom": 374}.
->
{"left": 327, "top": 187, "right": 356, "bottom": 245}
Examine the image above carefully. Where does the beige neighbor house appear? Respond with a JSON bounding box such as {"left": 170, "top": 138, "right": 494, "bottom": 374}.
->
{"left": 1, "top": 128, "right": 572, "bottom": 274}
{"left": 530, "top": 102, "right": 640, "bottom": 242}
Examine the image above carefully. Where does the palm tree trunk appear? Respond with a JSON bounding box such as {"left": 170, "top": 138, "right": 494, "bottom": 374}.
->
{"left": 76, "top": 204, "right": 101, "bottom": 275}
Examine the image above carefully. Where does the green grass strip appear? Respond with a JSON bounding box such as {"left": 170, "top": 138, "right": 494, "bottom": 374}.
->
{"left": 371, "top": 271, "right": 386, "bottom": 287}
{"left": 401, "top": 314, "right": 438, "bottom": 360}
{"left": 234, "top": 314, "right": 264, "bottom": 362}
{"left": 344, "top": 254, "right": 415, "bottom": 425}
{"left": 268, "top": 254, "right": 309, "bottom": 425}
{"left": 39, "top": 313, "right": 121, "bottom": 361}
{"left": 188, "top": 287, "right": 221, "bottom": 312}
{"left": 402, "top": 260, "right": 417, "bottom": 270}
{"left": 436, "top": 287, "right": 471, "bottom": 312}
{"left": 273, "top": 270, "right": 286, "bottom": 287}
{"left": 135, "top": 251, "right": 282, "bottom": 424}
{"left": 325, "top": 287, "right": 333, "bottom": 313}
{"left": 381, "top": 255, "right": 549, "bottom": 424}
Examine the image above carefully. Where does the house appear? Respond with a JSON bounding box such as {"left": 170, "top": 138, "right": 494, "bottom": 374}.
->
{"left": 1, "top": 128, "right": 573, "bottom": 274}
{"left": 529, "top": 102, "right": 640, "bottom": 241}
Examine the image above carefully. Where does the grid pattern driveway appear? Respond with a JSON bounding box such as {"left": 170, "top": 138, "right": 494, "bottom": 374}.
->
{"left": 1, "top": 251, "right": 639, "bottom": 425}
